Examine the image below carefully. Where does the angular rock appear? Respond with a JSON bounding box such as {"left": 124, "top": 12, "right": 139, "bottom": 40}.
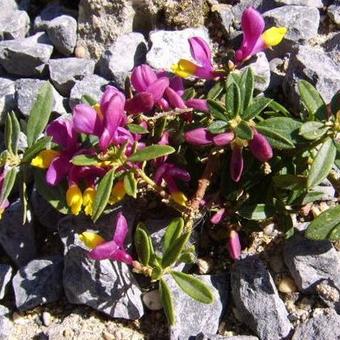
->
{"left": 12, "top": 256, "right": 64, "bottom": 311}
{"left": 283, "top": 45, "right": 340, "bottom": 112}
{"left": 0, "top": 314, "right": 12, "bottom": 340}
{"left": 292, "top": 309, "right": 340, "bottom": 340}
{"left": 0, "top": 200, "right": 37, "bottom": 267}
{"left": 211, "top": 4, "right": 234, "bottom": 33}
{"left": 77, "top": 0, "right": 135, "bottom": 60}
{"left": 231, "top": 255, "right": 292, "bottom": 340}
{"left": 0, "top": 0, "right": 18, "bottom": 11}
{"left": 284, "top": 234, "right": 340, "bottom": 292}
{"left": 323, "top": 32, "right": 340, "bottom": 63}
{"left": 168, "top": 274, "right": 228, "bottom": 340}
{"left": 0, "top": 264, "right": 12, "bottom": 300}
{"left": 15, "top": 78, "right": 66, "bottom": 116}
{"left": 263, "top": 6, "right": 320, "bottom": 42}
{"left": 196, "top": 334, "right": 258, "bottom": 340}
{"left": 146, "top": 28, "right": 211, "bottom": 72}
{"left": 274, "top": 0, "right": 323, "bottom": 7}
{"left": 49, "top": 58, "right": 95, "bottom": 96}
{"left": 328, "top": 4, "right": 340, "bottom": 28}
{"left": 98, "top": 32, "right": 147, "bottom": 88}
{"left": 69, "top": 74, "right": 108, "bottom": 109}
{"left": 0, "top": 38, "right": 53, "bottom": 77}
{"left": 0, "top": 77, "right": 16, "bottom": 124}
{"left": 315, "top": 280, "right": 340, "bottom": 314}
{"left": 0, "top": 10, "right": 30, "bottom": 40}
{"left": 46, "top": 15, "right": 77, "bottom": 56}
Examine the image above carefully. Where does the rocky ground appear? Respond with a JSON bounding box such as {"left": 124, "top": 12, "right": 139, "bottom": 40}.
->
{"left": 0, "top": 0, "right": 339, "bottom": 339}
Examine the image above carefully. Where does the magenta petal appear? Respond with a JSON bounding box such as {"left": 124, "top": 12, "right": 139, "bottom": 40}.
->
{"left": 230, "top": 147, "right": 244, "bottom": 182}
{"left": 46, "top": 155, "right": 71, "bottom": 186}
{"left": 185, "top": 99, "right": 209, "bottom": 112}
{"left": 104, "top": 93, "right": 126, "bottom": 134}
{"left": 211, "top": 208, "right": 226, "bottom": 224}
{"left": 89, "top": 240, "right": 119, "bottom": 260}
{"left": 213, "top": 132, "right": 234, "bottom": 146}
{"left": 159, "top": 131, "right": 170, "bottom": 145}
{"left": 111, "top": 249, "right": 133, "bottom": 265}
{"left": 185, "top": 128, "right": 213, "bottom": 145}
{"left": 131, "top": 64, "right": 158, "bottom": 92}
{"left": 169, "top": 76, "right": 184, "bottom": 96}
{"left": 194, "top": 66, "right": 215, "bottom": 79}
{"left": 125, "top": 92, "right": 154, "bottom": 114}
{"left": 154, "top": 163, "right": 168, "bottom": 185}
{"left": 168, "top": 165, "right": 191, "bottom": 182}
{"left": 163, "top": 174, "right": 178, "bottom": 193}
{"left": 99, "top": 127, "right": 113, "bottom": 150}
{"left": 157, "top": 98, "right": 170, "bottom": 111}
{"left": 249, "top": 129, "right": 273, "bottom": 162}
{"left": 146, "top": 77, "right": 169, "bottom": 102}
{"left": 227, "top": 231, "right": 241, "bottom": 260}
{"left": 73, "top": 104, "right": 102, "bottom": 136}
{"left": 46, "top": 117, "right": 77, "bottom": 149}
{"left": 113, "top": 212, "right": 128, "bottom": 247}
{"left": 100, "top": 86, "right": 125, "bottom": 114}
{"left": 165, "top": 87, "right": 186, "bottom": 109}
{"left": 189, "top": 37, "right": 212, "bottom": 67}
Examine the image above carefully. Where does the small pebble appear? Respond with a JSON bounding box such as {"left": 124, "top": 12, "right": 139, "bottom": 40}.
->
{"left": 278, "top": 276, "right": 298, "bottom": 294}
{"left": 74, "top": 45, "right": 86, "bottom": 58}
{"left": 197, "top": 258, "right": 212, "bottom": 274}
{"left": 42, "top": 311, "right": 51, "bottom": 326}
{"left": 142, "top": 290, "right": 162, "bottom": 311}
{"left": 102, "top": 330, "right": 115, "bottom": 340}
{"left": 263, "top": 223, "right": 275, "bottom": 236}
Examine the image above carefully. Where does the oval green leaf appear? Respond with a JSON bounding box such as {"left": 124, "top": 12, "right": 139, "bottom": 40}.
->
{"left": 22, "top": 136, "right": 52, "bottom": 163}
{"left": 226, "top": 82, "right": 241, "bottom": 118}
{"left": 207, "top": 99, "right": 228, "bottom": 121}
{"left": 208, "top": 120, "right": 229, "bottom": 134}
{"left": 299, "top": 121, "right": 328, "bottom": 141}
{"left": 124, "top": 171, "right": 137, "bottom": 198}
{"left": 161, "top": 232, "right": 190, "bottom": 268}
{"left": 71, "top": 154, "right": 99, "bottom": 166}
{"left": 163, "top": 217, "right": 184, "bottom": 253}
{"left": 0, "top": 167, "right": 18, "bottom": 206}
{"left": 159, "top": 279, "right": 175, "bottom": 325}
{"left": 243, "top": 97, "right": 272, "bottom": 121}
{"left": 129, "top": 145, "right": 175, "bottom": 162}
{"left": 134, "top": 224, "right": 151, "bottom": 265}
{"left": 234, "top": 120, "right": 253, "bottom": 140}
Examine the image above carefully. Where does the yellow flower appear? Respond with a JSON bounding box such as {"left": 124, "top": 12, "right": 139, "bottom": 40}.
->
{"left": 262, "top": 27, "right": 287, "bottom": 47}
{"left": 83, "top": 187, "right": 96, "bottom": 216}
{"left": 171, "top": 59, "right": 198, "bottom": 78}
{"left": 66, "top": 184, "right": 83, "bottom": 215}
{"left": 109, "top": 181, "right": 126, "bottom": 205}
{"left": 171, "top": 191, "right": 188, "bottom": 206}
{"left": 31, "top": 150, "right": 60, "bottom": 169}
{"left": 79, "top": 231, "right": 105, "bottom": 249}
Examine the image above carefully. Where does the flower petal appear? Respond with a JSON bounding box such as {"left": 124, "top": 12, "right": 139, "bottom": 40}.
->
{"left": 104, "top": 93, "right": 126, "bottom": 134}
{"left": 46, "top": 117, "right": 77, "bottom": 149}
{"left": 189, "top": 37, "right": 212, "bottom": 67}
{"left": 249, "top": 129, "right": 273, "bottom": 162}
{"left": 73, "top": 104, "right": 102, "bottom": 135}
{"left": 146, "top": 77, "right": 169, "bottom": 102}
{"left": 210, "top": 208, "right": 226, "bottom": 224}
{"left": 213, "top": 132, "right": 234, "bottom": 146}
{"left": 125, "top": 92, "right": 154, "bottom": 114}
{"left": 185, "top": 99, "right": 209, "bottom": 112}
{"left": 89, "top": 240, "right": 119, "bottom": 260}
{"left": 113, "top": 212, "right": 128, "bottom": 247}
{"left": 227, "top": 230, "right": 241, "bottom": 260}
{"left": 46, "top": 154, "right": 71, "bottom": 186}
{"left": 100, "top": 86, "right": 125, "bottom": 114}
{"left": 184, "top": 128, "right": 213, "bottom": 145}
{"left": 230, "top": 147, "right": 244, "bottom": 182}
{"left": 165, "top": 87, "right": 186, "bottom": 109}
{"left": 131, "top": 64, "right": 158, "bottom": 92}
{"left": 169, "top": 76, "right": 184, "bottom": 96}
{"left": 111, "top": 249, "right": 133, "bottom": 264}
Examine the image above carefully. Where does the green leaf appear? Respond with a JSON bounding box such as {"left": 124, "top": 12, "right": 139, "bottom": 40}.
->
{"left": 256, "top": 126, "right": 295, "bottom": 149}
{"left": 171, "top": 271, "right": 214, "bottom": 304}
{"left": 331, "top": 91, "right": 340, "bottom": 115}
{"left": 234, "top": 120, "right": 253, "bottom": 140}
{"left": 159, "top": 279, "right": 175, "bottom": 325}
{"left": 241, "top": 68, "right": 254, "bottom": 111}
{"left": 27, "top": 82, "right": 54, "bottom": 147}
{"left": 127, "top": 123, "right": 148, "bottom": 134}
{"left": 81, "top": 94, "right": 97, "bottom": 106}
{"left": 273, "top": 174, "right": 305, "bottom": 191}
{"left": 307, "top": 137, "right": 336, "bottom": 188}
{"left": 5, "top": 112, "right": 20, "bottom": 154}
{"left": 329, "top": 224, "right": 340, "bottom": 241}
{"left": 207, "top": 81, "right": 224, "bottom": 100}
{"left": 299, "top": 121, "right": 329, "bottom": 141}
{"left": 208, "top": 120, "right": 228, "bottom": 134}
{"left": 163, "top": 217, "right": 184, "bottom": 253}
{"left": 298, "top": 80, "right": 327, "bottom": 120}
{"left": 268, "top": 100, "right": 291, "bottom": 117}
{"left": 0, "top": 167, "right": 18, "bottom": 206}
{"left": 71, "top": 154, "right": 99, "bottom": 166}
{"left": 162, "top": 232, "right": 190, "bottom": 268}
{"left": 243, "top": 97, "right": 272, "bottom": 120}
{"left": 134, "top": 224, "right": 151, "bottom": 265}
{"left": 207, "top": 99, "right": 228, "bottom": 121}
{"left": 129, "top": 145, "right": 175, "bottom": 162}
{"left": 305, "top": 205, "right": 340, "bottom": 240}
{"left": 92, "top": 169, "right": 116, "bottom": 222}
{"left": 226, "top": 82, "right": 241, "bottom": 118}
{"left": 237, "top": 203, "right": 274, "bottom": 220}
{"left": 34, "top": 170, "right": 70, "bottom": 214}
{"left": 183, "top": 87, "right": 196, "bottom": 100}
{"left": 123, "top": 171, "right": 137, "bottom": 198}
{"left": 22, "top": 136, "right": 52, "bottom": 163}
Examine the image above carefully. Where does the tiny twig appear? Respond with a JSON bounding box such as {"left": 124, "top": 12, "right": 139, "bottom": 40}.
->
{"left": 141, "top": 108, "right": 193, "bottom": 121}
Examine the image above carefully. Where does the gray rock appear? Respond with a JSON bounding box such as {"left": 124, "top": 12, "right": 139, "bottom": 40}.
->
{"left": 0, "top": 38, "right": 53, "bottom": 77}
{"left": 196, "top": 334, "right": 258, "bottom": 340}
{"left": 0, "top": 200, "right": 37, "bottom": 267}
{"left": 323, "top": 33, "right": 340, "bottom": 63}
{"left": 0, "top": 77, "right": 16, "bottom": 124}
{"left": 283, "top": 45, "right": 340, "bottom": 112}
{"left": 0, "top": 315, "right": 12, "bottom": 340}
{"left": 146, "top": 28, "right": 211, "bottom": 72}
{"left": 212, "top": 4, "right": 234, "bottom": 33}
{"left": 292, "top": 309, "right": 340, "bottom": 340}
{"left": 69, "top": 74, "right": 108, "bottom": 109}
{"left": 0, "top": 0, "right": 18, "bottom": 11}
{"left": 49, "top": 58, "right": 96, "bottom": 96}
{"left": 0, "top": 305, "right": 9, "bottom": 316}
{"left": 46, "top": 15, "right": 77, "bottom": 56}
{"left": 0, "top": 264, "right": 12, "bottom": 300}
{"left": 231, "top": 255, "right": 292, "bottom": 340}
{"left": 315, "top": 280, "right": 340, "bottom": 314}
{"left": 12, "top": 256, "right": 64, "bottom": 311}
{"left": 0, "top": 10, "right": 30, "bottom": 40}
{"left": 284, "top": 234, "right": 340, "bottom": 292}
{"left": 328, "top": 4, "right": 340, "bottom": 28}
{"left": 15, "top": 78, "right": 66, "bottom": 116}
{"left": 98, "top": 32, "right": 147, "bottom": 88}
{"left": 268, "top": 57, "right": 286, "bottom": 90}
{"left": 274, "top": 0, "right": 323, "bottom": 7}
{"left": 168, "top": 274, "right": 228, "bottom": 340}
{"left": 263, "top": 6, "right": 320, "bottom": 42}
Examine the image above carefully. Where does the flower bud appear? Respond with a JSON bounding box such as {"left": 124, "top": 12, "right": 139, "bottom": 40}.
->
{"left": 227, "top": 230, "right": 241, "bottom": 260}
{"left": 185, "top": 99, "right": 209, "bottom": 112}
{"left": 249, "top": 129, "right": 273, "bottom": 162}
{"left": 125, "top": 92, "right": 154, "bottom": 114}
{"left": 213, "top": 132, "right": 234, "bottom": 146}
{"left": 184, "top": 128, "right": 213, "bottom": 145}
{"left": 210, "top": 208, "right": 226, "bottom": 224}
{"left": 230, "top": 147, "right": 244, "bottom": 182}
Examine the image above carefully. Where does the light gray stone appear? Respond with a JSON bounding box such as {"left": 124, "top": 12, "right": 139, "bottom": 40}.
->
{"left": 0, "top": 77, "right": 16, "bottom": 124}
{"left": 292, "top": 309, "right": 340, "bottom": 340}
{"left": 0, "top": 0, "right": 18, "bottom": 11}
{"left": 274, "top": 0, "right": 323, "bottom": 7}
{"left": 15, "top": 78, "right": 66, "bottom": 116}
{"left": 98, "top": 32, "right": 147, "bottom": 88}
{"left": 283, "top": 45, "right": 340, "bottom": 113}
{"left": 0, "top": 264, "right": 12, "bottom": 300}
{"left": 263, "top": 6, "right": 320, "bottom": 42}
{"left": 46, "top": 15, "right": 77, "bottom": 56}
{"left": 196, "top": 334, "right": 258, "bottom": 340}
{"left": 210, "top": 4, "right": 234, "bottom": 33}
{"left": 0, "top": 38, "right": 53, "bottom": 77}
{"left": 323, "top": 33, "right": 340, "bottom": 63}
{"left": 168, "top": 274, "right": 228, "bottom": 340}
{"left": 12, "top": 256, "right": 64, "bottom": 311}
{"left": 284, "top": 234, "right": 340, "bottom": 292}
{"left": 49, "top": 58, "right": 95, "bottom": 96}
{"left": 328, "top": 4, "right": 340, "bottom": 27}
{"left": 231, "top": 255, "right": 292, "bottom": 340}
{"left": 0, "top": 200, "right": 37, "bottom": 267}
{"left": 0, "top": 10, "right": 30, "bottom": 40}
{"left": 146, "top": 28, "right": 211, "bottom": 72}
{"left": 69, "top": 74, "right": 108, "bottom": 109}
{"left": 0, "top": 305, "right": 9, "bottom": 316}
{"left": 0, "top": 315, "right": 12, "bottom": 340}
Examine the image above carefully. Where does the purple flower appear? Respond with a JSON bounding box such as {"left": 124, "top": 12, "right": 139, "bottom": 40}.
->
{"left": 185, "top": 128, "right": 234, "bottom": 146}
{"left": 230, "top": 147, "right": 244, "bottom": 183}
{"left": 210, "top": 208, "right": 227, "bottom": 225}
{"left": 227, "top": 230, "right": 241, "bottom": 260}
{"left": 249, "top": 129, "right": 273, "bottom": 162}
{"left": 88, "top": 212, "right": 133, "bottom": 265}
